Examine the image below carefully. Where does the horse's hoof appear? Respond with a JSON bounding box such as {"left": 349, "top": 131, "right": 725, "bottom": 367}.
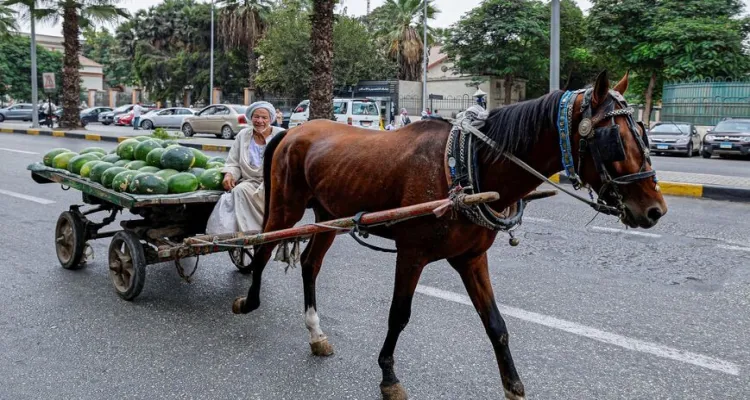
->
{"left": 232, "top": 297, "right": 245, "bottom": 314}
{"left": 380, "top": 383, "right": 408, "bottom": 400}
{"left": 504, "top": 381, "right": 526, "bottom": 400}
{"left": 309, "top": 338, "right": 334, "bottom": 356}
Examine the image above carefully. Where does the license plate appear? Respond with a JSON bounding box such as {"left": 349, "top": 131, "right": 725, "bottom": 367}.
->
{"left": 361, "top": 121, "right": 372, "bottom": 126}
{"left": 720, "top": 142, "right": 733, "bottom": 149}
{"left": 657, "top": 144, "right": 668, "bottom": 150}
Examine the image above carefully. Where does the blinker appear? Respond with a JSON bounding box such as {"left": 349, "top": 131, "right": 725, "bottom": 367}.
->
{"left": 593, "top": 124, "right": 626, "bottom": 162}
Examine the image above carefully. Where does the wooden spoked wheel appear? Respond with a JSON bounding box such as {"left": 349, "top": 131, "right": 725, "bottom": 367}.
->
{"left": 55, "top": 211, "right": 87, "bottom": 270}
{"left": 108, "top": 231, "right": 146, "bottom": 301}
{"left": 229, "top": 247, "right": 253, "bottom": 273}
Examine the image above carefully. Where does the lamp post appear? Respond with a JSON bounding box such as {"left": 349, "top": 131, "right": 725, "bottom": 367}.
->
{"left": 30, "top": 10, "right": 39, "bottom": 128}
{"left": 209, "top": 0, "right": 215, "bottom": 104}
{"left": 421, "top": 0, "right": 428, "bottom": 113}
{"left": 549, "top": 0, "right": 560, "bottom": 92}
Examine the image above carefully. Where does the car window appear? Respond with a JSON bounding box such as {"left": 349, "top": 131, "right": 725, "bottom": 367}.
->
{"left": 352, "top": 101, "right": 378, "bottom": 116}
{"left": 198, "top": 106, "right": 216, "bottom": 116}
{"left": 114, "top": 105, "right": 130, "bottom": 113}
{"left": 649, "top": 124, "right": 691, "bottom": 135}
{"left": 231, "top": 106, "right": 247, "bottom": 114}
{"left": 713, "top": 121, "right": 750, "bottom": 133}
{"left": 333, "top": 102, "right": 347, "bottom": 115}
{"left": 19, "top": 105, "right": 32, "bottom": 110}
{"left": 159, "top": 109, "right": 175, "bottom": 115}
{"left": 176, "top": 109, "right": 189, "bottom": 115}
{"left": 215, "top": 106, "right": 230, "bottom": 116}
{"left": 294, "top": 103, "right": 308, "bottom": 113}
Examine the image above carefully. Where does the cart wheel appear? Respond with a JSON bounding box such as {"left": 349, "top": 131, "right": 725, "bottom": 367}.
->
{"left": 108, "top": 231, "right": 146, "bottom": 301}
{"left": 229, "top": 247, "right": 254, "bottom": 273}
{"left": 55, "top": 211, "right": 87, "bottom": 270}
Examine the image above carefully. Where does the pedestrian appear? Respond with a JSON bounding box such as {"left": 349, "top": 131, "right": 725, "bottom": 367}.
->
{"left": 398, "top": 108, "right": 411, "bottom": 127}
{"left": 432, "top": 109, "right": 440, "bottom": 118}
{"left": 132, "top": 101, "right": 143, "bottom": 130}
{"left": 385, "top": 120, "right": 396, "bottom": 130}
{"left": 272, "top": 108, "right": 284, "bottom": 128}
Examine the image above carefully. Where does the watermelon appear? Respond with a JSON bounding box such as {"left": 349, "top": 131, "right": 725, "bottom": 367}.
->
{"left": 80, "top": 160, "right": 102, "bottom": 178}
{"left": 125, "top": 160, "right": 148, "bottom": 170}
{"left": 190, "top": 148, "right": 209, "bottom": 168}
{"left": 165, "top": 144, "right": 181, "bottom": 150}
{"left": 101, "top": 167, "right": 128, "bottom": 189}
{"left": 100, "top": 154, "right": 121, "bottom": 163}
{"left": 128, "top": 173, "right": 168, "bottom": 195}
{"left": 161, "top": 140, "right": 178, "bottom": 148}
{"left": 207, "top": 156, "right": 225, "bottom": 164}
{"left": 108, "top": 147, "right": 118, "bottom": 154}
{"left": 167, "top": 172, "right": 199, "bottom": 194}
{"left": 206, "top": 161, "right": 225, "bottom": 169}
{"left": 150, "top": 138, "right": 164, "bottom": 146}
{"left": 134, "top": 136, "right": 152, "bottom": 142}
{"left": 89, "top": 162, "right": 115, "bottom": 184}
{"left": 155, "top": 169, "right": 179, "bottom": 180}
{"left": 44, "top": 148, "right": 72, "bottom": 167}
{"left": 52, "top": 152, "right": 79, "bottom": 170}
{"left": 112, "top": 170, "right": 139, "bottom": 193}
{"left": 187, "top": 167, "right": 205, "bottom": 178}
{"left": 79, "top": 147, "right": 108, "bottom": 156}
{"left": 145, "top": 148, "right": 165, "bottom": 168}
{"left": 114, "top": 159, "right": 130, "bottom": 167}
{"left": 67, "top": 153, "right": 101, "bottom": 175}
{"left": 160, "top": 146, "right": 195, "bottom": 171}
{"left": 199, "top": 169, "right": 224, "bottom": 190}
{"left": 135, "top": 139, "right": 162, "bottom": 161}
{"left": 117, "top": 139, "right": 140, "bottom": 160}
{"left": 138, "top": 166, "right": 160, "bottom": 173}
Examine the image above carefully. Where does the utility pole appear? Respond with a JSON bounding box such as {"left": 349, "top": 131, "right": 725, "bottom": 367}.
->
{"left": 549, "top": 0, "right": 560, "bottom": 92}
{"left": 210, "top": 0, "right": 215, "bottom": 104}
{"left": 422, "top": 0, "right": 427, "bottom": 113}
{"left": 367, "top": 0, "right": 370, "bottom": 15}
{"left": 30, "top": 12, "right": 39, "bottom": 128}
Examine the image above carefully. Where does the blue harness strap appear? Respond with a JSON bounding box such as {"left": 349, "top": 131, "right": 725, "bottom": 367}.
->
{"left": 557, "top": 90, "right": 583, "bottom": 188}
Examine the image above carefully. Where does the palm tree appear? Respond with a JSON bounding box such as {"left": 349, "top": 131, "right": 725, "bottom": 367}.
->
{"left": 0, "top": 4, "right": 18, "bottom": 37}
{"left": 372, "top": 0, "right": 438, "bottom": 81}
{"left": 216, "top": 0, "right": 273, "bottom": 103}
{"left": 309, "top": 0, "right": 334, "bottom": 120}
{"left": 33, "top": 0, "right": 128, "bottom": 128}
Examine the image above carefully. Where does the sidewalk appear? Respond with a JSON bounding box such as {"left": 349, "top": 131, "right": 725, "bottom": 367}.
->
{"left": 3, "top": 123, "right": 750, "bottom": 203}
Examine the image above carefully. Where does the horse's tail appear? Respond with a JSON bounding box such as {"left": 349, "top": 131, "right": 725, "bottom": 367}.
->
{"left": 261, "top": 130, "right": 289, "bottom": 232}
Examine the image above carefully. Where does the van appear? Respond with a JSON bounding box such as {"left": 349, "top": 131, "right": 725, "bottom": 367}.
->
{"left": 288, "top": 98, "right": 382, "bottom": 130}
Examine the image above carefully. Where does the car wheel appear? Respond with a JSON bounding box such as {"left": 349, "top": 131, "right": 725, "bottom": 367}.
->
{"left": 80, "top": 119, "right": 88, "bottom": 127}
{"left": 685, "top": 143, "right": 693, "bottom": 157}
{"left": 701, "top": 150, "right": 711, "bottom": 159}
{"left": 141, "top": 120, "right": 153, "bottom": 130}
{"left": 220, "top": 125, "right": 234, "bottom": 140}
{"left": 0, "top": 114, "right": 5, "bottom": 122}
{"left": 181, "top": 123, "right": 194, "bottom": 137}
{"left": 102, "top": 122, "right": 111, "bottom": 126}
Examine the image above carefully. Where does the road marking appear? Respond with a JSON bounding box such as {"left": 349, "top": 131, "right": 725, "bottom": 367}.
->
{"left": 717, "top": 244, "right": 750, "bottom": 252}
{"left": 416, "top": 285, "right": 740, "bottom": 376}
{"left": 524, "top": 217, "right": 552, "bottom": 223}
{"left": 591, "top": 226, "right": 662, "bottom": 238}
{"left": 0, "top": 189, "right": 55, "bottom": 204}
{"left": 0, "top": 147, "right": 39, "bottom": 155}
{"left": 84, "top": 134, "right": 101, "bottom": 141}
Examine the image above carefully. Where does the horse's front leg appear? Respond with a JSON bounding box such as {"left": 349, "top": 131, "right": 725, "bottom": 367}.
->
{"left": 448, "top": 253, "right": 525, "bottom": 400}
{"left": 378, "top": 251, "right": 427, "bottom": 400}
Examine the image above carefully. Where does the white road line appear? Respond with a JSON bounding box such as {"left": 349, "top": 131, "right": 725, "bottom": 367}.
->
{"left": 416, "top": 285, "right": 740, "bottom": 376}
{"left": 0, "top": 147, "right": 39, "bottom": 155}
{"left": 717, "top": 244, "right": 750, "bottom": 252}
{"left": 0, "top": 189, "right": 55, "bottom": 204}
{"left": 591, "top": 226, "right": 662, "bottom": 238}
{"left": 524, "top": 217, "right": 552, "bottom": 223}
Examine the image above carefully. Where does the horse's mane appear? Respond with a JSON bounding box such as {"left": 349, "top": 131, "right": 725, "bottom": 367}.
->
{"left": 482, "top": 90, "right": 565, "bottom": 157}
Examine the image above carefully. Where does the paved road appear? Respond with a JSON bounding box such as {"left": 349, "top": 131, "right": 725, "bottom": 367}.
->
{"left": 1, "top": 134, "right": 749, "bottom": 399}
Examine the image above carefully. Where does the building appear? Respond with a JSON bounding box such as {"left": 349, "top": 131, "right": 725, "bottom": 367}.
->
{"left": 19, "top": 32, "right": 105, "bottom": 92}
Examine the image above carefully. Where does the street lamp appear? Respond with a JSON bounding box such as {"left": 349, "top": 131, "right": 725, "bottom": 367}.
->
{"left": 209, "top": 0, "right": 215, "bottom": 104}
{"left": 549, "top": 0, "right": 560, "bottom": 92}
{"left": 421, "top": 0, "right": 428, "bottom": 113}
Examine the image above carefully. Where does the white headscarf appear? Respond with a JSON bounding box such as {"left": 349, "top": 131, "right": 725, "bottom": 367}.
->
{"left": 247, "top": 101, "right": 276, "bottom": 120}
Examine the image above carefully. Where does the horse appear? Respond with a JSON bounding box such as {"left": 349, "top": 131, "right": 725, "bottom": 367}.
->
{"left": 231, "top": 71, "right": 667, "bottom": 400}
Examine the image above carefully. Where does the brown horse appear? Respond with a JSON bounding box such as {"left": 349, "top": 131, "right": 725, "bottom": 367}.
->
{"left": 232, "top": 71, "right": 667, "bottom": 400}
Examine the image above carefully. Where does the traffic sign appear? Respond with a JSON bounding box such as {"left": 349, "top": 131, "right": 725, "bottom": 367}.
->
{"left": 42, "top": 73, "right": 56, "bottom": 92}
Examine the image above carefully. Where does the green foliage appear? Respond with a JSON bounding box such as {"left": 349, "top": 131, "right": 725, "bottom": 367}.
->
{"left": 83, "top": 27, "right": 134, "bottom": 87}
{"left": 0, "top": 35, "right": 63, "bottom": 101}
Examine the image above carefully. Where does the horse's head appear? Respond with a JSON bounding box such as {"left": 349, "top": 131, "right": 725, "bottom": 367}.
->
{"left": 568, "top": 70, "right": 667, "bottom": 228}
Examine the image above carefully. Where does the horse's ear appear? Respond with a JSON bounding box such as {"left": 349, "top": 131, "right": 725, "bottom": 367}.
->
{"left": 592, "top": 70, "right": 610, "bottom": 107}
{"left": 613, "top": 70, "right": 629, "bottom": 95}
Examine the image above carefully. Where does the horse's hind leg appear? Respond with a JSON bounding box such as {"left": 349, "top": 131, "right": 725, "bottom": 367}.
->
{"left": 448, "top": 253, "right": 525, "bottom": 400}
{"left": 301, "top": 208, "right": 337, "bottom": 356}
{"left": 378, "top": 251, "right": 427, "bottom": 400}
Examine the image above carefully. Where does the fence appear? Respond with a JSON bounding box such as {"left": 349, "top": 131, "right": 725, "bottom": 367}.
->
{"left": 661, "top": 79, "right": 750, "bottom": 126}
{"left": 398, "top": 95, "right": 478, "bottom": 119}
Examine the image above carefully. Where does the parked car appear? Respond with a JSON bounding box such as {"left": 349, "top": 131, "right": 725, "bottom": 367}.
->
{"left": 139, "top": 107, "right": 195, "bottom": 129}
{"left": 648, "top": 121, "right": 701, "bottom": 157}
{"left": 702, "top": 118, "right": 750, "bottom": 158}
{"left": 288, "top": 98, "right": 381, "bottom": 130}
{"left": 99, "top": 104, "right": 134, "bottom": 125}
{"left": 117, "top": 111, "right": 135, "bottom": 126}
{"left": 0, "top": 103, "right": 34, "bottom": 122}
{"left": 51, "top": 106, "right": 112, "bottom": 127}
{"left": 181, "top": 104, "right": 249, "bottom": 139}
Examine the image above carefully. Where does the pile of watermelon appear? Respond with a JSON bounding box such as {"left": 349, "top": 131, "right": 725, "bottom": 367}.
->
{"left": 42, "top": 136, "right": 226, "bottom": 195}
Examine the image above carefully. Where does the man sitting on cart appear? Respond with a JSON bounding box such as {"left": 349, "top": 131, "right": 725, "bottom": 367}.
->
{"left": 206, "top": 101, "right": 285, "bottom": 234}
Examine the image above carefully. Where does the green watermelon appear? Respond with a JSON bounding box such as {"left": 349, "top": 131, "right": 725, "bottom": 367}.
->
{"left": 79, "top": 147, "right": 108, "bottom": 156}
{"left": 150, "top": 138, "right": 164, "bottom": 146}
{"left": 190, "top": 148, "right": 209, "bottom": 168}
{"left": 165, "top": 144, "right": 181, "bottom": 150}
{"left": 167, "top": 172, "right": 199, "bottom": 194}
{"left": 112, "top": 170, "right": 139, "bottom": 192}
{"left": 187, "top": 167, "right": 205, "bottom": 178}
{"left": 52, "top": 152, "right": 79, "bottom": 170}
{"left": 206, "top": 161, "right": 225, "bottom": 169}
{"left": 161, "top": 140, "right": 178, "bottom": 148}
{"left": 128, "top": 173, "right": 168, "bottom": 195}
{"left": 155, "top": 169, "right": 179, "bottom": 180}
{"left": 67, "top": 153, "right": 101, "bottom": 175}
{"left": 134, "top": 136, "right": 152, "bottom": 142}
{"left": 138, "top": 166, "right": 160, "bottom": 173}
{"left": 89, "top": 162, "right": 115, "bottom": 184}
{"left": 114, "top": 159, "right": 130, "bottom": 167}
{"left": 43, "top": 148, "right": 72, "bottom": 166}
{"left": 199, "top": 169, "right": 224, "bottom": 190}
{"left": 108, "top": 147, "right": 118, "bottom": 154}
{"left": 207, "top": 156, "right": 225, "bottom": 164}
{"left": 80, "top": 160, "right": 103, "bottom": 178}
{"left": 125, "top": 160, "right": 148, "bottom": 170}
{"left": 145, "top": 148, "right": 165, "bottom": 168}
{"left": 101, "top": 167, "right": 128, "bottom": 189}
{"left": 100, "top": 154, "right": 121, "bottom": 164}
{"left": 160, "top": 146, "right": 195, "bottom": 171}
{"left": 117, "top": 139, "right": 140, "bottom": 160}
{"left": 135, "top": 139, "right": 162, "bottom": 161}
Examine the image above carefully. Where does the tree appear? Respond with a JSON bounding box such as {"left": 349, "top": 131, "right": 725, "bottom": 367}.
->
{"left": 0, "top": 4, "right": 17, "bottom": 37}
{"left": 217, "top": 0, "right": 273, "bottom": 102}
{"left": 370, "top": 0, "right": 439, "bottom": 81}
{"left": 0, "top": 35, "right": 63, "bottom": 101}
{"left": 309, "top": 0, "right": 334, "bottom": 120}
{"left": 82, "top": 27, "right": 133, "bottom": 88}
{"left": 443, "top": 0, "right": 548, "bottom": 105}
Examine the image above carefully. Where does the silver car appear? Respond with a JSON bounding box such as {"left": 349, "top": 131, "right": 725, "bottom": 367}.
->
{"left": 180, "top": 104, "right": 249, "bottom": 139}
{"left": 0, "top": 103, "right": 35, "bottom": 122}
{"left": 139, "top": 107, "right": 195, "bottom": 129}
{"left": 648, "top": 122, "right": 701, "bottom": 157}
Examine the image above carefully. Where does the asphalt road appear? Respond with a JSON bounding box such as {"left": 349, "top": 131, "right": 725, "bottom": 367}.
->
{"left": 1, "top": 134, "right": 749, "bottom": 399}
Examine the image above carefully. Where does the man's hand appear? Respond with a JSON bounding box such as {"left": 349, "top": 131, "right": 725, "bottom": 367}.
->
{"left": 222, "top": 173, "right": 236, "bottom": 191}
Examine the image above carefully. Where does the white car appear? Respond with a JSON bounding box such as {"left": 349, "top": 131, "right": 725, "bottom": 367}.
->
{"left": 139, "top": 107, "right": 195, "bottom": 130}
{"left": 288, "top": 98, "right": 381, "bottom": 130}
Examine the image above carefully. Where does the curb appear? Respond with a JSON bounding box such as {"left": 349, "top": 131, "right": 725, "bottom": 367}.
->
{"left": 550, "top": 173, "right": 750, "bottom": 203}
{"left": 1, "top": 126, "right": 233, "bottom": 153}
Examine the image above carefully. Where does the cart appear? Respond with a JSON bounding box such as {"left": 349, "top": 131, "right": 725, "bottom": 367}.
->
{"left": 29, "top": 162, "right": 500, "bottom": 301}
